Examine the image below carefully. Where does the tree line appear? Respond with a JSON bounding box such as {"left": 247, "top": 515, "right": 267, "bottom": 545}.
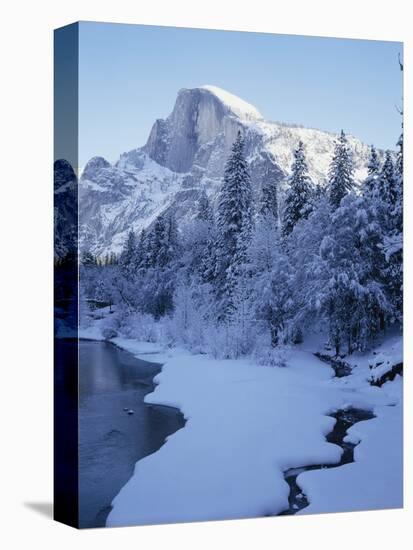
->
{"left": 81, "top": 126, "right": 402, "bottom": 360}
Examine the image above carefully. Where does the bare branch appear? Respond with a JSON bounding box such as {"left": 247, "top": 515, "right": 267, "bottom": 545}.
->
{"left": 398, "top": 52, "right": 403, "bottom": 72}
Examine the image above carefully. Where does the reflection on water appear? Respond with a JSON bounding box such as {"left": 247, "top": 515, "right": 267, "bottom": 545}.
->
{"left": 77, "top": 340, "right": 185, "bottom": 528}
{"left": 79, "top": 341, "right": 158, "bottom": 399}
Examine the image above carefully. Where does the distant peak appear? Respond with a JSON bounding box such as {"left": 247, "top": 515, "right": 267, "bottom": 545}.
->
{"left": 82, "top": 156, "right": 111, "bottom": 179}
{"left": 199, "top": 85, "right": 263, "bottom": 121}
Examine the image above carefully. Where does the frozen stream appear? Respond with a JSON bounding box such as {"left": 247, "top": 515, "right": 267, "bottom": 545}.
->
{"left": 280, "top": 354, "right": 375, "bottom": 515}
{"left": 280, "top": 407, "right": 375, "bottom": 515}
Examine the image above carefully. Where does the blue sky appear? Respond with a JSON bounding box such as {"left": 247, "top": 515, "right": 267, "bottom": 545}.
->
{"left": 79, "top": 22, "right": 402, "bottom": 167}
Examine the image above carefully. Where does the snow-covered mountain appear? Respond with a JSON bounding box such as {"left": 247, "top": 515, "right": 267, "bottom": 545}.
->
{"left": 75, "top": 85, "right": 377, "bottom": 257}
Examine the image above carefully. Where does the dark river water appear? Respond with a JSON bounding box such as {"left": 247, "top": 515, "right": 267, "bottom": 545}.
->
{"left": 77, "top": 340, "right": 185, "bottom": 528}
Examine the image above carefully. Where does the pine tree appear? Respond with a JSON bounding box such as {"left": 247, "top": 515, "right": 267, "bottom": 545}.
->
{"left": 196, "top": 190, "right": 213, "bottom": 223}
{"left": 329, "top": 130, "right": 354, "bottom": 209}
{"left": 81, "top": 250, "right": 96, "bottom": 266}
{"left": 282, "top": 141, "right": 312, "bottom": 237}
{"left": 363, "top": 145, "right": 381, "bottom": 198}
{"left": 191, "top": 191, "right": 216, "bottom": 282}
{"left": 383, "top": 55, "right": 404, "bottom": 322}
{"left": 367, "top": 145, "right": 380, "bottom": 176}
{"left": 381, "top": 138, "right": 403, "bottom": 323}
{"left": 379, "top": 151, "right": 398, "bottom": 211}
{"left": 119, "top": 229, "right": 138, "bottom": 280}
{"left": 146, "top": 213, "right": 179, "bottom": 269}
{"left": 165, "top": 213, "right": 179, "bottom": 265}
{"left": 136, "top": 212, "right": 180, "bottom": 318}
{"left": 134, "top": 229, "right": 147, "bottom": 270}
{"left": 94, "top": 279, "right": 106, "bottom": 303}
{"left": 317, "top": 193, "right": 390, "bottom": 353}
{"left": 260, "top": 166, "right": 278, "bottom": 225}
{"left": 288, "top": 195, "right": 332, "bottom": 334}
{"left": 216, "top": 131, "right": 253, "bottom": 252}
{"left": 147, "top": 215, "right": 166, "bottom": 268}
{"left": 249, "top": 222, "right": 293, "bottom": 346}
{"left": 394, "top": 135, "right": 403, "bottom": 233}
{"left": 215, "top": 131, "right": 253, "bottom": 318}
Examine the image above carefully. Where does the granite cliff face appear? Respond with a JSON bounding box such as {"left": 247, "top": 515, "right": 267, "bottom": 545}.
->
{"left": 143, "top": 86, "right": 258, "bottom": 173}
{"left": 76, "top": 85, "right": 378, "bottom": 257}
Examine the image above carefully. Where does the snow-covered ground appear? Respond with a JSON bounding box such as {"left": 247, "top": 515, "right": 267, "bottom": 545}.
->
{"left": 81, "top": 327, "right": 403, "bottom": 527}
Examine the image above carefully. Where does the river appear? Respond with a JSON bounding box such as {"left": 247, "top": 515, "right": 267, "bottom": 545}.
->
{"left": 77, "top": 340, "right": 185, "bottom": 528}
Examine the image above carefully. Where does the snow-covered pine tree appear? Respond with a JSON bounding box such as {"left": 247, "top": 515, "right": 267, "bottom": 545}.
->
{"left": 317, "top": 193, "right": 390, "bottom": 353}
{"left": 381, "top": 137, "right": 403, "bottom": 323}
{"left": 287, "top": 195, "right": 331, "bottom": 335}
{"left": 217, "top": 131, "right": 253, "bottom": 252}
{"left": 215, "top": 130, "right": 253, "bottom": 319}
{"left": 381, "top": 57, "right": 404, "bottom": 322}
{"left": 94, "top": 279, "right": 106, "bottom": 303}
{"left": 379, "top": 151, "right": 398, "bottom": 214}
{"left": 282, "top": 141, "right": 313, "bottom": 237}
{"left": 363, "top": 145, "right": 382, "bottom": 199}
{"left": 394, "top": 134, "right": 403, "bottom": 233}
{"left": 145, "top": 213, "right": 178, "bottom": 269}
{"left": 368, "top": 145, "right": 381, "bottom": 176}
{"left": 368, "top": 57, "right": 404, "bottom": 327}
{"left": 135, "top": 229, "right": 148, "bottom": 271}
{"left": 249, "top": 161, "right": 289, "bottom": 347}
{"left": 81, "top": 250, "right": 97, "bottom": 266}
{"left": 155, "top": 213, "right": 179, "bottom": 269}
{"left": 197, "top": 190, "right": 213, "bottom": 223}
{"left": 189, "top": 191, "right": 216, "bottom": 283}
{"left": 328, "top": 130, "right": 354, "bottom": 209}
{"left": 165, "top": 213, "right": 179, "bottom": 265}
{"left": 150, "top": 215, "right": 166, "bottom": 268}
{"left": 119, "top": 229, "right": 138, "bottom": 280}
{"left": 138, "top": 212, "right": 180, "bottom": 317}
{"left": 260, "top": 165, "right": 278, "bottom": 225}
{"left": 249, "top": 223, "right": 294, "bottom": 347}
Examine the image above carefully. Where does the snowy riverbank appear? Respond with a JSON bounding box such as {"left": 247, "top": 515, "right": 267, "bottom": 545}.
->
{"left": 78, "top": 325, "right": 403, "bottom": 527}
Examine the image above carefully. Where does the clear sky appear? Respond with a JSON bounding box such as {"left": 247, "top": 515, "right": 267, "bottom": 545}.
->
{"left": 78, "top": 21, "right": 403, "bottom": 167}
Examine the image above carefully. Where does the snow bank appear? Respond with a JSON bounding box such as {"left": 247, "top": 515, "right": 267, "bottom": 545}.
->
{"left": 321, "top": 330, "right": 403, "bottom": 392}
{"left": 107, "top": 347, "right": 373, "bottom": 527}
{"left": 349, "top": 329, "right": 401, "bottom": 366}
{"left": 110, "top": 337, "right": 172, "bottom": 363}
{"left": 78, "top": 325, "right": 105, "bottom": 341}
